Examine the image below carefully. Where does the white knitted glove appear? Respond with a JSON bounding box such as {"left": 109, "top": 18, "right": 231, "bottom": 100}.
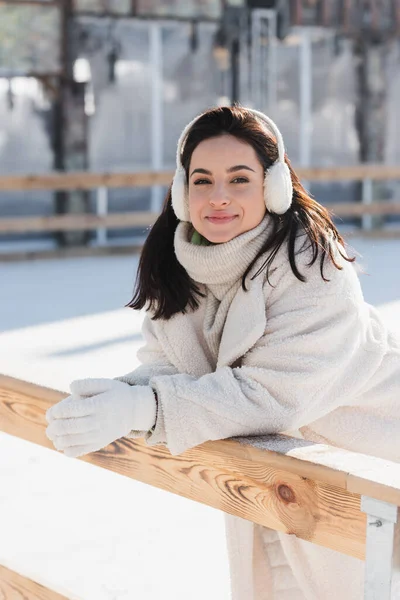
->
{"left": 45, "top": 378, "right": 157, "bottom": 458}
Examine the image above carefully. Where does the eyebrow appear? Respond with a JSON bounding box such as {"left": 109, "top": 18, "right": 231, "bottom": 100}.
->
{"left": 190, "top": 165, "right": 255, "bottom": 177}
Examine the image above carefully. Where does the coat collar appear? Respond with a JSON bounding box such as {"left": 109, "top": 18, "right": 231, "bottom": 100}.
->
{"left": 174, "top": 215, "right": 272, "bottom": 302}
{"left": 217, "top": 272, "right": 266, "bottom": 368}
{"left": 158, "top": 270, "right": 267, "bottom": 373}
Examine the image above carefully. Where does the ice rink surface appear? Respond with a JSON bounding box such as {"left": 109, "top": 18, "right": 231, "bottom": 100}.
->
{"left": 0, "top": 237, "right": 399, "bottom": 599}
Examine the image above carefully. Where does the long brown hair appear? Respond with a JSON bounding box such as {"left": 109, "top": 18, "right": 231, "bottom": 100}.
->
{"left": 127, "top": 105, "right": 353, "bottom": 320}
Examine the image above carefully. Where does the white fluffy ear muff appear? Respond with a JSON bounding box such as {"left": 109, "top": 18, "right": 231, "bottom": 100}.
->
{"left": 170, "top": 108, "right": 293, "bottom": 221}
{"left": 263, "top": 161, "right": 293, "bottom": 215}
{"left": 249, "top": 109, "right": 293, "bottom": 215}
{"left": 171, "top": 164, "right": 189, "bottom": 222}
{"left": 171, "top": 115, "right": 201, "bottom": 223}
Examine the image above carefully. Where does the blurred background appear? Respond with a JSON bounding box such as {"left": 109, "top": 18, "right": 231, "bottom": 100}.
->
{"left": 0, "top": 0, "right": 400, "bottom": 252}
{"left": 1, "top": 2, "right": 400, "bottom": 599}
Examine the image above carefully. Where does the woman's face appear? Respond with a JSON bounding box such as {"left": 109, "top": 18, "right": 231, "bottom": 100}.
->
{"left": 188, "top": 134, "right": 266, "bottom": 243}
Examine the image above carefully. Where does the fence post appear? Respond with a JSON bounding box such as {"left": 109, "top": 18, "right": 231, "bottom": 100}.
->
{"left": 299, "top": 27, "right": 312, "bottom": 193}
{"left": 362, "top": 178, "right": 373, "bottom": 231}
{"left": 150, "top": 21, "right": 164, "bottom": 213}
{"left": 96, "top": 186, "right": 108, "bottom": 246}
{"left": 361, "top": 496, "right": 398, "bottom": 599}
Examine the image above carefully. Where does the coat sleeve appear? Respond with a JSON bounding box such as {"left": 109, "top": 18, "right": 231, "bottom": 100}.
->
{"left": 114, "top": 313, "right": 179, "bottom": 440}
{"left": 146, "top": 251, "right": 391, "bottom": 455}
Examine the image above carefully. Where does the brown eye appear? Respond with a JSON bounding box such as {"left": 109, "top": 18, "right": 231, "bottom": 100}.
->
{"left": 194, "top": 179, "right": 211, "bottom": 185}
{"left": 232, "top": 177, "right": 249, "bottom": 184}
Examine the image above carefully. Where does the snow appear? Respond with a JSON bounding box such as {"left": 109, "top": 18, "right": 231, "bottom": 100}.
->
{"left": 0, "top": 254, "right": 231, "bottom": 600}
{"left": 0, "top": 237, "right": 399, "bottom": 599}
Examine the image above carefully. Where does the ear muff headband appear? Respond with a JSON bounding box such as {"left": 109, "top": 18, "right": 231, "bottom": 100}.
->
{"left": 171, "top": 108, "right": 293, "bottom": 222}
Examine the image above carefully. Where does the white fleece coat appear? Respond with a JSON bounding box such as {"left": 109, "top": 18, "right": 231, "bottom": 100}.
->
{"left": 117, "top": 217, "right": 400, "bottom": 599}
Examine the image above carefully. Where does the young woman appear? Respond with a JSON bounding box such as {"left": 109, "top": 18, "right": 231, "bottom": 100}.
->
{"left": 46, "top": 106, "right": 400, "bottom": 599}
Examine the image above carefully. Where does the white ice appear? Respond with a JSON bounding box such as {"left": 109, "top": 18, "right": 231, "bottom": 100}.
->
{"left": 0, "top": 237, "right": 399, "bottom": 599}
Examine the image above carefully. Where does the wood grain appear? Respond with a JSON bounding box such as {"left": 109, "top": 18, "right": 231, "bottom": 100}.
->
{"left": 89, "top": 438, "right": 366, "bottom": 560}
{"left": 0, "top": 565, "right": 69, "bottom": 600}
{"left": 2, "top": 374, "right": 400, "bottom": 561}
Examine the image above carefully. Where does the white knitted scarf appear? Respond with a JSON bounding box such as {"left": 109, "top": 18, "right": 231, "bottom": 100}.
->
{"left": 174, "top": 215, "right": 273, "bottom": 362}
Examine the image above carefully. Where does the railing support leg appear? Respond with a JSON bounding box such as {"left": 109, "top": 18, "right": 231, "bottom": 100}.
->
{"left": 361, "top": 178, "right": 373, "bottom": 231}
{"left": 96, "top": 186, "right": 108, "bottom": 246}
{"left": 361, "top": 496, "right": 398, "bottom": 599}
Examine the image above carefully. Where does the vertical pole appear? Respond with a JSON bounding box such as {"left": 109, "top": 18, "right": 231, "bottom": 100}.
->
{"left": 354, "top": 36, "right": 388, "bottom": 230}
{"left": 267, "top": 11, "right": 278, "bottom": 113}
{"left": 299, "top": 27, "right": 312, "bottom": 169}
{"left": 54, "top": 0, "right": 90, "bottom": 247}
{"left": 96, "top": 186, "right": 108, "bottom": 246}
{"left": 149, "top": 21, "right": 164, "bottom": 213}
{"left": 239, "top": 9, "right": 251, "bottom": 106}
{"left": 231, "top": 37, "right": 240, "bottom": 105}
{"left": 224, "top": 6, "right": 243, "bottom": 106}
{"left": 361, "top": 496, "right": 397, "bottom": 600}
{"left": 251, "top": 9, "right": 278, "bottom": 113}
{"left": 251, "top": 10, "right": 261, "bottom": 109}
{"left": 361, "top": 178, "right": 373, "bottom": 231}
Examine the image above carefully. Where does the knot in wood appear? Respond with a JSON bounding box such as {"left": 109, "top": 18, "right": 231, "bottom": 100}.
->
{"left": 277, "top": 484, "right": 296, "bottom": 503}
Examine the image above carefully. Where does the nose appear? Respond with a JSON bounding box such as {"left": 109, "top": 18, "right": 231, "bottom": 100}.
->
{"left": 209, "top": 183, "right": 230, "bottom": 207}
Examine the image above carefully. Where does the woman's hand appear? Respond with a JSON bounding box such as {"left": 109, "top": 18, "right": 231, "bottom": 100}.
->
{"left": 45, "top": 378, "right": 157, "bottom": 458}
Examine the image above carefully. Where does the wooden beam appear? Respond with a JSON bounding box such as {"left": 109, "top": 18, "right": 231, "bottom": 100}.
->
{"left": 8, "top": 72, "right": 62, "bottom": 80}
{"left": 327, "top": 200, "right": 400, "bottom": 216}
{"left": 0, "top": 0, "right": 61, "bottom": 6}
{"left": 1, "top": 227, "right": 399, "bottom": 262}
{"left": 1, "top": 201, "right": 400, "bottom": 235}
{"left": 1, "top": 165, "right": 400, "bottom": 193}
{"left": 345, "top": 228, "right": 400, "bottom": 239}
{"left": 0, "top": 243, "right": 145, "bottom": 262}
{"left": 0, "top": 211, "right": 158, "bottom": 233}
{"left": 71, "top": 10, "right": 218, "bottom": 22}
{"left": 0, "top": 171, "right": 174, "bottom": 192}
{"left": 299, "top": 164, "right": 400, "bottom": 182}
{"left": 2, "top": 374, "right": 400, "bottom": 561}
{"left": 0, "top": 565, "right": 69, "bottom": 600}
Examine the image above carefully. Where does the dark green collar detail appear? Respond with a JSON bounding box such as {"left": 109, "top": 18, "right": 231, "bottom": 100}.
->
{"left": 190, "top": 229, "right": 215, "bottom": 246}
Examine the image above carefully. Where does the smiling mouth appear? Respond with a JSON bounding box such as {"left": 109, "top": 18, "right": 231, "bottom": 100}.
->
{"left": 206, "top": 216, "right": 238, "bottom": 224}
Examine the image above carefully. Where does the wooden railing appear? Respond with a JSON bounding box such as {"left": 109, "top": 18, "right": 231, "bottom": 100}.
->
{"left": 1, "top": 164, "right": 400, "bottom": 191}
{"left": 0, "top": 166, "right": 399, "bottom": 242}
{"left": 1, "top": 374, "right": 400, "bottom": 599}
